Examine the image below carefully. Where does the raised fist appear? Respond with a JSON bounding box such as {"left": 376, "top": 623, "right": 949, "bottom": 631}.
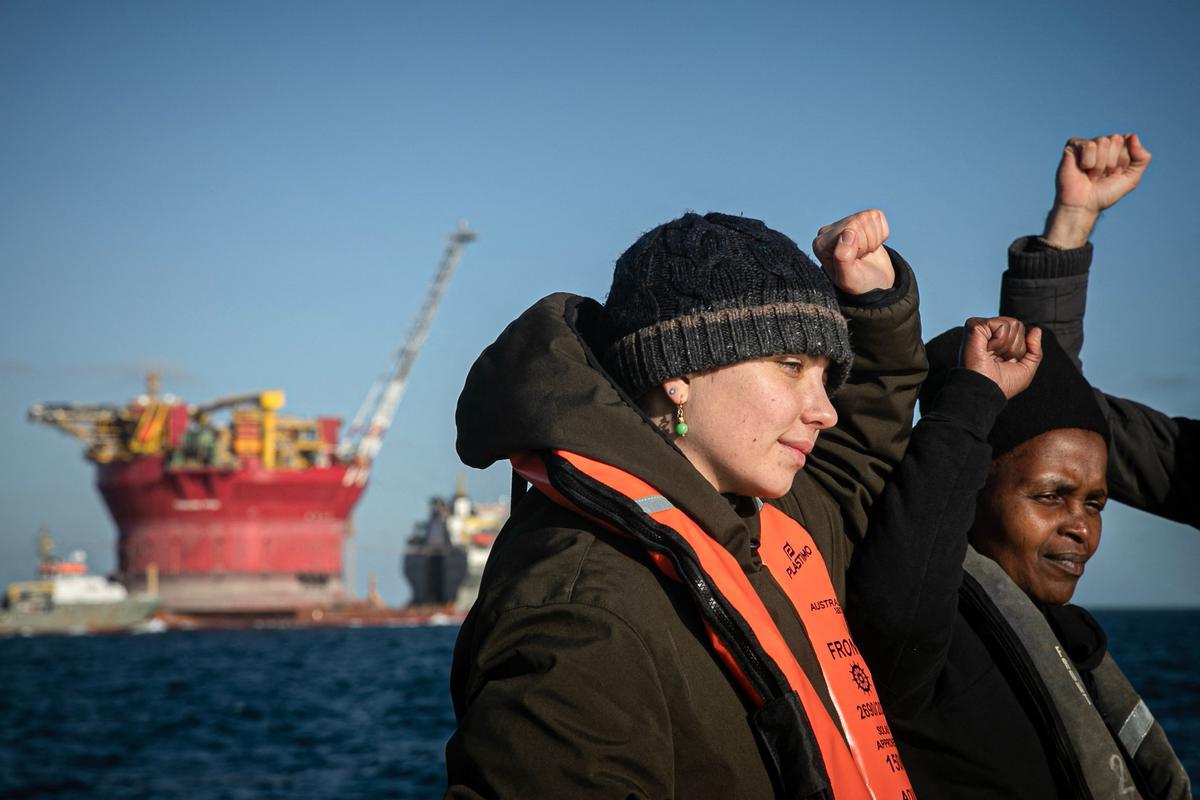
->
{"left": 1058, "top": 132, "right": 1151, "bottom": 213}
{"left": 960, "top": 316, "right": 1042, "bottom": 400}
{"left": 1044, "top": 132, "right": 1152, "bottom": 249}
{"left": 812, "top": 209, "right": 894, "bottom": 295}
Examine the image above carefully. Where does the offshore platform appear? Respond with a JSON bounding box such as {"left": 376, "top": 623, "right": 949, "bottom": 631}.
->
{"left": 28, "top": 225, "right": 476, "bottom": 618}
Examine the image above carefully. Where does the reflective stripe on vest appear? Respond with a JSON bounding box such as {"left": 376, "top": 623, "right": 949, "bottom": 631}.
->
{"left": 512, "top": 448, "right": 915, "bottom": 800}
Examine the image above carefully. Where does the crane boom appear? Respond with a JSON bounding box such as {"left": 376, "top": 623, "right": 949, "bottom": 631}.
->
{"left": 341, "top": 222, "right": 477, "bottom": 486}
{"left": 340, "top": 370, "right": 387, "bottom": 455}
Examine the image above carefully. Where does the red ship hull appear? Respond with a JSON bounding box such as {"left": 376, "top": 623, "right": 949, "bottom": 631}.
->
{"left": 97, "top": 455, "right": 365, "bottom": 614}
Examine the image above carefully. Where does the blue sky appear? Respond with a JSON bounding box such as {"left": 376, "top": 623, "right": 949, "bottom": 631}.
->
{"left": 2, "top": 0, "right": 1197, "bottom": 607}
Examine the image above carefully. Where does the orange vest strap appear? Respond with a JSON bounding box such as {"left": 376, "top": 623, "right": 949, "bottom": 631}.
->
{"left": 757, "top": 504, "right": 915, "bottom": 799}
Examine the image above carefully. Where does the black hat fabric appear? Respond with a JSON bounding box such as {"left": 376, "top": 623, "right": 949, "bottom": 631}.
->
{"left": 602, "top": 212, "right": 853, "bottom": 399}
{"left": 919, "top": 325, "right": 1109, "bottom": 458}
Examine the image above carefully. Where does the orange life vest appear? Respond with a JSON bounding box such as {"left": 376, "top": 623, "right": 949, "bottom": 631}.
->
{"left": 511, "top": 448, "right": 915, "bottom": 800}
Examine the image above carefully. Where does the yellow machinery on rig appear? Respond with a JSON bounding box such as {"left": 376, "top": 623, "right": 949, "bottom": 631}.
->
{"left": 29, "top": 373, "right": 340, "bottom": 471}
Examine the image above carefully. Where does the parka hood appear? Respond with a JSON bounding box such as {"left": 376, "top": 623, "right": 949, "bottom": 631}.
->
{"left": 455, "top": 292, "right": 756, "bottom": 554}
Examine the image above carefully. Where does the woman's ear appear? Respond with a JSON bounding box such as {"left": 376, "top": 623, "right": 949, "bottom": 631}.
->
{"left": 662, "top": 377, "right": 690, "bottom": 405}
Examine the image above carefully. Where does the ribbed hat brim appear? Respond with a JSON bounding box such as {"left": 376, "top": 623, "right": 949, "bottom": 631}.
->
{"left": 605, "top": 300, "right": 852, "bottom": 398}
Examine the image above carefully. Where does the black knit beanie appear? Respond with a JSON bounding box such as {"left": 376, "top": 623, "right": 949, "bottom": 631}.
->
{"left": 602, "top": 212, "right": 853, "bottom": 399}
{"left": 919, "top": 326, "right": 1109, "bottom": 458}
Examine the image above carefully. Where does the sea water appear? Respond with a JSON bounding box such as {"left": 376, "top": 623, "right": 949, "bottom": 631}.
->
{"left": 1, "top": 611, "right": 1196, "bottom": 799}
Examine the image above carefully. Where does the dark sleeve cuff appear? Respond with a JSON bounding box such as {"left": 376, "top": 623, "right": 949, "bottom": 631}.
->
{"left": 1006, "top": 236, "right": 1093, "bottom": 279}
{"left": 919, "top": 369, "right": 1007, "bottom": 442}
{"left": 838, "top": 246, "right": 912, "bottom": 309}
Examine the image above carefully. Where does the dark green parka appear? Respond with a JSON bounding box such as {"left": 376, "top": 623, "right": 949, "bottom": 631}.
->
{"left": 446, "top": 252, "right": 926, "bottom": 799}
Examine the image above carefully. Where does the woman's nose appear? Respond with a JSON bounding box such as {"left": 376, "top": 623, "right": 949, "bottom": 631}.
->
{"left": 803, "top": 385, "right": 838, "bottom": 430}
{"left": 1059, "top": 504, "right": 1097, "bottom": 545}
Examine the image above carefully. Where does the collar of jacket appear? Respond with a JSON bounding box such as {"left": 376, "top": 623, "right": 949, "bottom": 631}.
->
{"left": 961, "top": 546, "right": 1148, "bottom": 800}
{"left": 456, "top": 292, "right": 761, "bottom": 568}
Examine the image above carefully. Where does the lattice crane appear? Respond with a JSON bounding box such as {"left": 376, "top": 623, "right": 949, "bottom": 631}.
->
{"left": 339, "top": 222, "right": 477, "bottom": 486}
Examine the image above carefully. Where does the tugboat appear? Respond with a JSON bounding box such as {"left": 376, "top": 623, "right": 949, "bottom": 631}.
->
{"left": 403, "top": 477, "right": 507, "bottom": 615}
{"left": 0, "top": 529, "right": 161, "bottom": 635}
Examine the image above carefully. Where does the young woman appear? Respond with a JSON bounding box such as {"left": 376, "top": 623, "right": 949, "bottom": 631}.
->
{"left": 444, "top": 210, "right": 926, "bottom": 798}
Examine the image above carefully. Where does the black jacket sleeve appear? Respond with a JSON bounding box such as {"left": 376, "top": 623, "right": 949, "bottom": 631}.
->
{"left": 845, "top": 369, "right": 1007, "bottom": 716}
{"left": 1098, "top": 393, "right": 1200, "bottom": 528}
{"left": 1001, "top": 236, "right": 1091, "bottom": 370}
{"left": 1001, "top": 236, "right": 1200, "bottom": 529}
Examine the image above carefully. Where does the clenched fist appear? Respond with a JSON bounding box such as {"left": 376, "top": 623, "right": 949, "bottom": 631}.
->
{"left": 960, "top": 316, "right": 1042, "bottom": 400}
{"left": 1043, "top": 132, "right": 1151, "bottom": 249}
{"left": 812, "top": 209, "right": 894, "bottom": 295}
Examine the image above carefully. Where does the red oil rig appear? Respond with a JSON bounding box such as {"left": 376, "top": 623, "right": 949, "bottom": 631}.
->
{"left": 28, "top": 225, "right": 476, "bottom": 619}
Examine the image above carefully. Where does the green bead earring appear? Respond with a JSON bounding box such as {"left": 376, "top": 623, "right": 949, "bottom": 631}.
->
{"left": 674, "top": 403, "right": 689, "bottom": 437}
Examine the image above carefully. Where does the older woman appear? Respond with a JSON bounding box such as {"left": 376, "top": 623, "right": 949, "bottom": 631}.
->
{"left": 445, "top": 210, "right": 926, "bottom": 798}
{"left": 846, "top": 321, "right": 1190, "bottom": 798}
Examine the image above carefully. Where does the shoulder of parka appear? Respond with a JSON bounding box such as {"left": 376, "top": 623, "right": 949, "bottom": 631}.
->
{"left": 447, "top": 496, "right": 703, "bottom": 799}
{"left": 454, "top": 492, "right": 685, "bottom": 682}
{"left": 447, "top": 491, "right": 784, "bottom": 800}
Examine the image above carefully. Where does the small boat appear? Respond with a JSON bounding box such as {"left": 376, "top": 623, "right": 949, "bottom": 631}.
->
{"left": 0, "top": 529, "right": 160, "bottom": 636}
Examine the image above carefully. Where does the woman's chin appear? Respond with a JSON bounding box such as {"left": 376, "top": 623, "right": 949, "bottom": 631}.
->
{"left": 754, "top": 473, "right": 800, "bottom": 500}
